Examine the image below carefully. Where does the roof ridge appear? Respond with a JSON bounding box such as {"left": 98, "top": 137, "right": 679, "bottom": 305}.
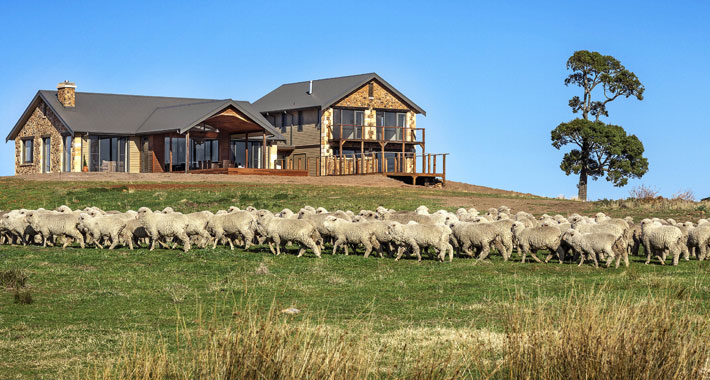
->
{"left": 38, "top": 89, "right": 217, "bottom": 102}
{"left": 278, "top": 72, "right": 376, "bottom": 86}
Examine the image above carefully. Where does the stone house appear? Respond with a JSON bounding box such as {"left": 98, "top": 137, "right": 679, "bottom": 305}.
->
{"left": 6, "top": 74, "right": 445, "bottom": 183}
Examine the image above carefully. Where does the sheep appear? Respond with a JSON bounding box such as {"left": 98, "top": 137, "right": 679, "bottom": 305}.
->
{"left": 561, "top": 229, "right": 628, "bottom": 268}
{"left": 386, "top": 222, "right": 453, "bottom": 262}
{"left": 118, "top": 218, "right": 149, "bottom": 249}
{"left": 1, "top": 210, "right": 33, "bottom": 245}
{"left": 77, "top": 213, "right": 126, "bottom": 249}
{"left": 206, "top": 210, "right": 256, "bottom": 250}
{"left": 511, "top": 222, "right": 564, "bottom": 263}
{"left": 322, "top": 215, "right": 380, "bottom": 257}
{"left": 25, "top": 210, "right": 85, "bottom": 249}
{"left": 352, "top": 216, "right": 399, "bottom": 257}
{"left": 640, "top": 219, "right": 683, "bottom": 265}
{"left": 688, "top": 224, "right": 710, "bottom": 261}
{"left": 277, "top": 208, "right": 297, "bottom": 218}
{"left": 255, "top": 210, "right": 321, "bottom": 257}
{"left": 136, "top": 207, "right": 191, "bottom": 252}
{"left": 447, "top": 221, "right": 503, "bottom": 261}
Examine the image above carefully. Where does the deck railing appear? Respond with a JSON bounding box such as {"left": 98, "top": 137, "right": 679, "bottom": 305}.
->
{"left": 309, "top": 152, "right": 447, "bottom": 177}
{"left": 329, "top": 124, "right": 424, "bottom": 144}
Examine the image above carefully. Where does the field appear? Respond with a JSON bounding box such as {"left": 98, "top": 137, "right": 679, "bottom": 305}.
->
{"left": 1, "top": 176, "right": 709, "bottom": 379}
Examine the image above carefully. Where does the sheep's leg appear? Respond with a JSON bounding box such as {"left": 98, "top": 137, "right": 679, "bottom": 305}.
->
{"left": 577, "top": 250, "right": 586, "bottom": 267}
{"left": 332, "top": 238, "right": 345, "bottom": 255}
{"left": 344, "top": 243, "right": 350, "bottom": 256}
{"left": 447, "top": 243, "right": 454, "bottom": 262}
{"left": 273, "top": 236, "right": 282, "bottom": 255}
{"left": 605, "top": 249, "right": 614, "bottom": 268}
{"left": 643, "top": 242, "right": 653, "bottom": 264}
{"left": 267, "top": 241, "right": 276, "bottom": 255}
{"left": 682, "top": 246, "right": 690, "bottom": 261}
{"left": 178, "top": 232, "right": 191, "bottom": 252}
{"left": 555, "top": 246, "right": 565, "bottom": 264}
{"left": 297, "top": 245, "right": 306, "bottom": 257}
{"left": 305, "top": 238, "right": 321, "bottom": 258}
{"left": 42, "top": 234, "right": 48, "bottom": 248}
{"left": 672, "top": 249, "right": 680, "bottom": 266}
{"left": 413, "top": 244, "right": 422, "bottom": 262}
{"left": 108, "top": 232, "right": 119, "bottom": 250}
{"left": 395, "top": 246, "right": 405, "bottom": 261}
{"left": 521, "top": 247, "right": 527, "bottom": 263}
{"left": 699, "top": 245, "right": 708, "bottom": 261}
{"left": 212, "top": 231, "right": 222, "bottom": 249}
{"left": 243, "top": 232, "right": 253, "bottom": 250}
{"left": 529, "top": 250, "right": 543, "bottom": 263}
{"left": 477, "top": 245, "right": 491, "bottom": 262}
{"left": 363, "top": 240, "right": 373, "bottom": 258}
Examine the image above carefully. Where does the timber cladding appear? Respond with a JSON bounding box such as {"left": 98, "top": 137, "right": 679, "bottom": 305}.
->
{"left": 14, "top": 100, "right": 68, "bottom": 175}
{"left": 335, "top": 80, "right": 411, "bottom": 111}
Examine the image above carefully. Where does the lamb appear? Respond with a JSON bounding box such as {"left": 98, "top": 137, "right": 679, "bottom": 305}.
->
{"left": 561, "top": 229, "right": 628, "bottom": 268}
{"left": 118, "top": 218, "right": 149, "bottom": 250}
{"left": 206, "top": 210, "right": 256, "bottom": 250}
{"left": 386, "top": 222, "right": 453, "bottom": 262}
{"left": 322, "top": 216, "right": 380, "bottom": 257}
{"left": 77, "top": 213, "right": 127, "bottom": 249}
{"left": 255, "top": 210, "right": 321, "bottom": 257}
{"left": 640, "top": 219, "right": 683, "bottom": 265}
{"left": 511, "top": 222, "right": 564, "bottom": 263}
{"left": 25, "top": 210, "right": 85, "bottom": 249}
{"left": 136, "top": 207, "right": 191, "bottom": 252}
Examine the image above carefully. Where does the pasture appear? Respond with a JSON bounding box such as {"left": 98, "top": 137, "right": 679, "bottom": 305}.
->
{"left": 1, "top": 178, "right": 709, "bottom": 379}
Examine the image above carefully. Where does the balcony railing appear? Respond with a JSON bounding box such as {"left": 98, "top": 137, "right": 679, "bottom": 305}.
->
{"left": 329, "top": 124, "right": 424, "bottom": 144}
{"left": 309, "top": 152, "right": 447, "bottom": 178}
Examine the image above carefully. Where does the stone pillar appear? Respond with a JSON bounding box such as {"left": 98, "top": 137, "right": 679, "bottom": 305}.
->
{"left": 57, "top": 81, "right": 76, "bottom": 108}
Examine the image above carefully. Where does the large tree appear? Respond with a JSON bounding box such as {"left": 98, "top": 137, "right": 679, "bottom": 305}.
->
{"left": 552, "top": 50, "right": 647, "bottom": 200}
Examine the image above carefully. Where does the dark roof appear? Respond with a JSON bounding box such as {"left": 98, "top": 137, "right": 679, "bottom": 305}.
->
{"left": 252, "top": 73, "right": 426, "bottom": 115}
{"left": 6, "top": 91, "right": 285, "bottom": 142}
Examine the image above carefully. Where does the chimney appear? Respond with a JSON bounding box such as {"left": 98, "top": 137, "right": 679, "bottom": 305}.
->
{"left": 307, "top": 80, "right": 313, "bottom": 95}
{"left": 57, "top": 80, "right": 76, "bottom": 107}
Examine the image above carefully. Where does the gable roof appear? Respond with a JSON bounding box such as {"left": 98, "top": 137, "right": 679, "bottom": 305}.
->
{"left": 252, "top": 73, "right": 426, "bottom": 115}
{"left": 6, "top": 91, "right": 285, "bottom": 142}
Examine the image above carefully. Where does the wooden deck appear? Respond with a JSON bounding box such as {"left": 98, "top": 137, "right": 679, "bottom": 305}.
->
{"left": 188, "top": 168, "right": 308, "bottom": 177}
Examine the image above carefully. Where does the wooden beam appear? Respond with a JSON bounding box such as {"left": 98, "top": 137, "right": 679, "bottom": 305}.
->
{"left": 442, "top": 154, "right": 446, "bottom": 186}
{"left": 262, "top": 133, "right": 267, "bottom": 169}
{"left": 244, "top": 133, "right": 249, "bottom": 168}
{"left": 169, "top": 137, "right": 173, "bottom": 172}
{"left": 360, "top": 140, "right": 364, "bottom": 174}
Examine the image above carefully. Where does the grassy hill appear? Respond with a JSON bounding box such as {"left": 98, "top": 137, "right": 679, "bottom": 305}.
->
{"left": 1, "top": 177, "right": 708, "bottom": 379}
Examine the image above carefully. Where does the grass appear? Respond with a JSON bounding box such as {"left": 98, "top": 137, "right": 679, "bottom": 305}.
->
{"left": 1, "top": 178, "right": 709, "bottom": 378}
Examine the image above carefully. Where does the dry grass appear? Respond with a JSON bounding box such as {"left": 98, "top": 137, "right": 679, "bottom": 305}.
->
{"left": 91, "top": 291, "right": 710, "bottom": 380}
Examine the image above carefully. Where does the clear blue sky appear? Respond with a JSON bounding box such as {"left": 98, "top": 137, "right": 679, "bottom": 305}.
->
{"left": 0, "top": 1, "right": 707, "bottom": 200}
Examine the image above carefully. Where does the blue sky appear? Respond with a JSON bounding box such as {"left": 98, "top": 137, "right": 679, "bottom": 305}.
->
{"left": 0, "top": 1, "right": 707, "bottom": 200}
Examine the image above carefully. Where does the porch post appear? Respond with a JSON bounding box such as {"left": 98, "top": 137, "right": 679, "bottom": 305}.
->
{"left": 185, "top": 131, "right": 190, "bottom": 173}
{"left": 380, "top": 142, "right": 385, "bottom": 174}
{"left": 245, "top": 133, "right": 249, "bottom": 168}
{"left": 262, "top": 132, "right": 267, "bottom": 169}
{"left": 169, "top": 137, "right": 173, "bottom": 172}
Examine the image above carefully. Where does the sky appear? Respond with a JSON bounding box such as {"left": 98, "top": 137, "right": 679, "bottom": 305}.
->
{"left": 0, "top": 1, "right": 708, "bottom": 200}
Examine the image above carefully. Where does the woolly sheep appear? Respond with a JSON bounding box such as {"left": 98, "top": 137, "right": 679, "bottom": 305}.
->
{"left": 255, "top": 210, "right": 321, "bottom": 257}
{"left": 136, "top": 207, "right": 191, "bottom": 252}
{"left": 688, "top": 224, "right": 710, "bottom": 261}
{"left": 640, "top": 219, "right": 683, "bottom": 266}
{"left": 322, "top": 215, "right": 380, "bottom": 257}
{"left": 511, "top": 222, "right": 564, "bottom": 264}
{"left": 562, "top": 229, "right": 628, "bottom": 268}
{"left": 386, "top": 222, "right": 453, "bottom": 262}
{"left": 206, "top": 210, "right": 256, "bottom": 250}
{"left": 25, "top": 210, "right": 84, "bottom": 249}
{"left": 78, "top": 213, "right": 127, "bottom": 249}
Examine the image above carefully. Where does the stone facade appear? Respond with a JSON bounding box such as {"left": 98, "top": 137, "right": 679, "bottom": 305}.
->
{"left": 57, "top": 82, "right": 76, "bottom": 107}
{"left": 334, "top": 80, "right": 409, "bottom": 110}
{"left": 14, "top": 101, "right": 69, "bottom": 175}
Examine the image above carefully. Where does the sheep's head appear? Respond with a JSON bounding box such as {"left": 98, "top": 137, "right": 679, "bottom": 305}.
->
{"left": 278, "top": 209, "right": 293, "bottom": 218}
{"left": 137, "top": 207, "right": 152, "bottom": 217}
{"left": 415, "top": 205, "right": 429, "bottom": 215}
{"left": 385, "top": 223, "right": 404, "bottom": 240}
{"left": 245, "top": 206, "right": 257, "bottom": 212}
{"left": 322, "top": 215, "right": 338, "bottom": 230}
{"left": 56, "top": 205, "right": 72, "bottom": 213}
{"left": 24, "top": 211, "right": 37, "bottom": 224}
{"left": 228, "top": 206, "right": 240, "bottom": 213}
{"left": 162, "top": 207, "right": 174, "bottom": 214}
{"left": 315, "top": 207, "right": 328, "bottom": 214}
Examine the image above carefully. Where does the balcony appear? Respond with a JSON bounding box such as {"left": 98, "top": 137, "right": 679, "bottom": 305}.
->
{"left": 329, "top": 124, "right": 425, "bottom": 144}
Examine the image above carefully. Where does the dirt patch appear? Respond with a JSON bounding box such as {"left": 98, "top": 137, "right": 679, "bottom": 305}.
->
{"left": 443, "top": 181, "right": 535, "bottom": 197}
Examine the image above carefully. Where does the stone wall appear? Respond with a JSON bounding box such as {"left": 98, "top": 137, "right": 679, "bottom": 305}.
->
{"left": 14, "top": 101, "right": 69, "bottom": 175}
{"left": 334, "top": 81, "right": 409, "bottom": 110}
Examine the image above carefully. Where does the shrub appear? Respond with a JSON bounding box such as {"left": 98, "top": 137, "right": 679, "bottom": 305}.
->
{"left": 629, "top": 184, "right": 659, "bottom": 200}
{"left": 0, "top": 268, "right": 28, "bottom": 289}
{"left": 13, "top": 288, "right": 33, "bottom": 304}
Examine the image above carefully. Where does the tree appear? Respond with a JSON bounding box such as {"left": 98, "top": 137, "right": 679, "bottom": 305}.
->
{"left": 552, "top": 119, "right": 648, "bottom": 194}
{"left": 553, "top": 50, "right": 647, "bottom": 200}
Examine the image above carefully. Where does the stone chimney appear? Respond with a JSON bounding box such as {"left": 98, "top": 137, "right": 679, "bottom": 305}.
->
{"left": 57, "top": 81, "right": 76, "bottom": 107}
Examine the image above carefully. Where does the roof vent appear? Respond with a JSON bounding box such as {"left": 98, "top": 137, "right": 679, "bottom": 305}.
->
{"left": 307, "top": 80, "right": 313, "bottom": 95}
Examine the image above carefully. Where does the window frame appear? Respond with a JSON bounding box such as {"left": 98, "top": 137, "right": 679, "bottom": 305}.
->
{"left": 21, "top": 138, "right": 34, "bottom": 164}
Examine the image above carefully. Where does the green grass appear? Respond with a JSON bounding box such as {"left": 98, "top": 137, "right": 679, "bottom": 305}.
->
{"left": 1, "top": 178, "right": 709, "bottom": 378}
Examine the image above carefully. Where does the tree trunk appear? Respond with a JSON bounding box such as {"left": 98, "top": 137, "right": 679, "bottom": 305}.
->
{"left": 577, "top": 169, "right": 588, "bottom": 201}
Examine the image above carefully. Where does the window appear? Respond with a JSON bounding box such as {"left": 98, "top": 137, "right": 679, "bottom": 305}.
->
{"left": 190, "top": 139, "right": 219, "bottom": 169}
{"left": 64, "top": 136, "right": 72, "bottom": 172}
{"left": 376, "top": 111, "right": 406, "bottom": 140}
{"left": 297, "top": 111, "right": 303, "bottom": 132}
{"left": 22, "top": 138, "right": 33, "bottom": 163}
{"left": 42, "top": 137, "right": 51, "bottom": 173}
{"left": 368, "top": 82, "right": 374, "bottom": 99}
{"left": 332, "top": 108, "right": 364, "bottom": 139}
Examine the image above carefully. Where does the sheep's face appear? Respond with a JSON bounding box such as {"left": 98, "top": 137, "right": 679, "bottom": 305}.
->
{"left": 24, "top": 212, "right": 37, "bottom": 225}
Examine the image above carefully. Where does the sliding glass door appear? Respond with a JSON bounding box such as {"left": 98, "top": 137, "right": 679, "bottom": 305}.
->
{"left": 229, "top": 140, "right": 263, "bottom": 168}
{"left": 89, "top": 136, "right": 128, "bottom": 172}
{"left": 189, "top": 139, "right": 219, "bottom": 170}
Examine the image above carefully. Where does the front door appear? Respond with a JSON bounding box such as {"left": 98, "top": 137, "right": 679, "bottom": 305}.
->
{"left": 42, "top": 137, "right": 51, "bottom": 173}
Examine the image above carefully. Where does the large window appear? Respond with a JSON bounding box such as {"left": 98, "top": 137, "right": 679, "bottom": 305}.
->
{"left": 42, "top": 137, "right": 51, "bottom": 173}
{"left": 376, "top": 111, "right": 406, "bottom": 140}
{"left": 64, "top": 136, "right": 72, "bottom": 172}
{"left": 89, "top": 136, "right": 128, "bottom": 172}
{"left": 297, "top": 111, "right": 303, "bottom": 132}
{"left": 164, "top": 137, "right": 186, "bottom": 172}
{"left": 333, "top": 109, "right": 364, "bottom": 139}
{"left": 230, "top": 139, "right": 263, "bottom": 168}
{"left": 22, "top": 138, "right": 33, "bottom": 163}
{"left": 190, "top": 139, "right": 219, "bottom": 169}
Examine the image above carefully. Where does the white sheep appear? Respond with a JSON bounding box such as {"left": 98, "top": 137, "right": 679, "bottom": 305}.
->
{"left": 25, "top": 210, "right": 84, "bottom": 249}
{"left": 688, "top": 224, "right": 710, "bottom": 261}
{"left": 322, "top": 215, "right": 380, "bottom": 257}
{"left": 136, "top": 207, "right": 191, "bottom": 252}
{"left": 77, "top": 213, "right": 127, "bottom": 249}
{"left": 511, "top": 222, "right": 564, "bottom": 263}
{"left": 206, "top": 210, "right": 256, "bottom": 250}
{"left": 386, "top": 222, "right": 453, "bottom": 262}
{"left": 255, "top": 210, "right": 321, "bottom": 257}
{"left": 640, "top": 219, "right": 683, "bottom": 265}
{"left": 562, "top": 229, "right": 627, "bottom": 268}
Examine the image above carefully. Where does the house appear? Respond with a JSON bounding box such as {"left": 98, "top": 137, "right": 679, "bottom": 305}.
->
{"left": 254, "top": 73, "right": 446, "bottom": 184}
{"left": 6, "top": 74, "right": 446, "bottom": 184}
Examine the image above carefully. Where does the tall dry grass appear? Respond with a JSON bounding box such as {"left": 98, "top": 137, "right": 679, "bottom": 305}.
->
{"left": 92, "top": 292, "right": 710, "bottom": 380}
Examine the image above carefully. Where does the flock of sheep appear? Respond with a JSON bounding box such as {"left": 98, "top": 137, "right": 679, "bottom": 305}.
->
{"left": 1, "top": 204, "right": 710, "bottom": 268}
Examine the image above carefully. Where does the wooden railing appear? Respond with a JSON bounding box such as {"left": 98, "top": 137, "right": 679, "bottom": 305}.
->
{"left": 329, "top": 124, "right": 424, "bottom": 144}
{"left": 273, "top": 156, "right": 309, "bottom": 172}
{"left": 309, "top": 153, "right": 447, "bottom": 178}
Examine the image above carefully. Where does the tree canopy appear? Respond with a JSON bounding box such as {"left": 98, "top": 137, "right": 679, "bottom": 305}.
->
{"left": 565, "top": 50, "right": 645, "bottom": 121}
{"left": 551, "top": 118, "right": 648, "bottom": 188}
